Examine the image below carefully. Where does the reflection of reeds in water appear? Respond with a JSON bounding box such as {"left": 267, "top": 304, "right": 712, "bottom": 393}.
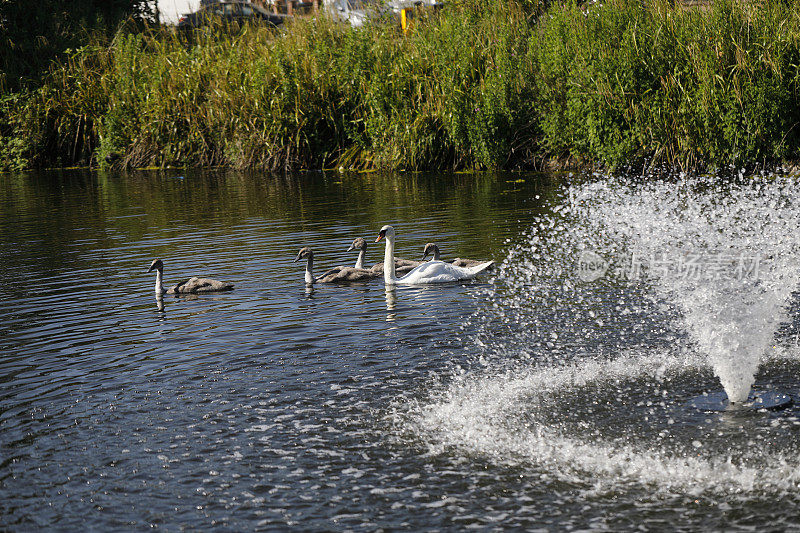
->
{"left": 0, "top": 169, "right": 552, "bottom": 302}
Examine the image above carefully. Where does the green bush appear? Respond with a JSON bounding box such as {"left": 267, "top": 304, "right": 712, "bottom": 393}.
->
{"left": 5, "top": 0, "right": 800, "bottom": 172}
{"left": 8, "top": 2, "right": 538, "bottom": 171}
{"left": 0, "top": 93, "right": 31, "bottom": 171}
{"left": 0, "top": 0, "right": 155, "bottom": 92}
{"left": 536, "top": 0, "right": 800, "bottom": 168}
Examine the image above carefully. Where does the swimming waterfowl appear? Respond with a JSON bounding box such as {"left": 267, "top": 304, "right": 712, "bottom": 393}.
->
{"left": 309, "top": 240, "right": 383, "bottom": 281}
{"left": 147, "top": 259, "right": 234, "bottom": 295}
{"left": 294, "top": 247, "right": 376, "bottom": 285}
{"left": 347, "top": 237, "right": 418, "bottom": 275}
{"left": 376, "top": 226, "right": 494, "bottom": 285}
{"left": 312, "top": 240, "right": 370, "bottom": 281}
{"left": 348, "top": 237, "right": 370, "bottom": 270}
{"left": 422, "top": 242, "right": 492, "bottom": 269}
{"left": 422, "top": 242, "right": 442, "bottom": 261}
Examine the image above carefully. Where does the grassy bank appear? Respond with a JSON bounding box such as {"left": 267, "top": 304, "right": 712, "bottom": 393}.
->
{"left": 3, "top": 0, "right": 800, "bottom": 172}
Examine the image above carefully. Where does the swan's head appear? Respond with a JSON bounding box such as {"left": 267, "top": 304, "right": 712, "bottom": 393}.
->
{"left": 376, "top": 225, "right": 395, "bottom": 242}
{"left": 147, "top": 259, "right": 164, "bottom": 273}
{"left": 294, "top": 247, "right": 313, "bottom": 262}
{"left": 422, "top": 243, "right": 440, "bottom": 261}
{"left": 348, "top": 237, "right": 367, "bottom": 252}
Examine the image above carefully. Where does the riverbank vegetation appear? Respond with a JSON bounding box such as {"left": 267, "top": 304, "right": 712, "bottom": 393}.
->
{"left": 0, "top": 0, "right": 155, "bottom": 92}
{"left": 3, "top": 0, "right": 800, "bottom": 172}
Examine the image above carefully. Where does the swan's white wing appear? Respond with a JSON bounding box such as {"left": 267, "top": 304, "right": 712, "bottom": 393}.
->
{"left": 462, "top": 260, "right": 494, "bottom": 276}
{"left": 397, "top": 260, "right": 492, "bottom": 284}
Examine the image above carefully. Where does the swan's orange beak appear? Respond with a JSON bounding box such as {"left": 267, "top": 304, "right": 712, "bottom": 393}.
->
{"left": 375, "top": 235, "right": 382, "bottom": 242}
{"left": 376, "top": 229, "right": 386, "bottom": 242}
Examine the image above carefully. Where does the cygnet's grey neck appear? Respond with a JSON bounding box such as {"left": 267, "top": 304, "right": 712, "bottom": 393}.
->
{"left": 305, "top": 255, "right": 315, "bottom": 285}
{"left": 154, "top": 268, "right": 165, "bottom": 294}
{"left": 354, "top": 248, "right": 366, "bottom": 270}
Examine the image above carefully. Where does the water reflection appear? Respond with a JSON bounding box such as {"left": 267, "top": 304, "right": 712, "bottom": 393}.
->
{"left": 155, "top": 294, "right": 164, "bottom": 312}
{"left": 0, "top": 169, "right": 555, "bottom": 531}
{"left": 385, "top": 287, "right": 397, "bottom": 321}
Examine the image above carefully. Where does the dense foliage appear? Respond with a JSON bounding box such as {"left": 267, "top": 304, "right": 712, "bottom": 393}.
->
{"left": 3, "top": 0, "right": 800, "bottom": 172}
{"left": 0, "top": 0, "right": 156, "bottom": 91}
{"left": 537, "top": 0, "right": 800, "bottom": 168}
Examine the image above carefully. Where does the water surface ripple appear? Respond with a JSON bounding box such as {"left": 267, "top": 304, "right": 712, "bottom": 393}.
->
{"left": 0, "top": 170, "right": 551, "bottom": 530}
{"left": 4, "top": 171, "right": 800, "bottom": 531}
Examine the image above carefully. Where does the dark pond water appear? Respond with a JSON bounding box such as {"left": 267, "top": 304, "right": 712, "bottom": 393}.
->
{"left": 3, "top": 170, "right": 800, "bottom": 531}
{"left": 0, "top": 170, "right": 551, "bottom": 530}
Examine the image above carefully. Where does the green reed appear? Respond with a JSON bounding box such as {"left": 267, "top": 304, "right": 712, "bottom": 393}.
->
{"left": 537, "top": 0, "right": 800, "bottom": 169}
{"left": 4, "top": 0, "right": 800, "bottom": 172}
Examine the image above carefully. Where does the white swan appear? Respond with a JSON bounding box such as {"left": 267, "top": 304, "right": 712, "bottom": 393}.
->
{"left": 422, "top": 242, "right": 493, "bottom": 269}
{"left": 348, "top": 237, "right": 419, "bottom": 275}
{"left": 376, "top": 226, "right": 494, "bottom": 285}
{"left": 295, "top": 247, "right": 375, "bottom": 285}
{"left": 147, "top": 259, "right": 234, "bottom": 295}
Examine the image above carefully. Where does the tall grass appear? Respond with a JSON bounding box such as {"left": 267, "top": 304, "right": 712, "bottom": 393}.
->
{"left": 4, "top": 2, "right": 537, "bottom": 171}
{"left": 537, "top": 0, "right": 800, "bottom": 168}
{"left": 5, "top": 0, "right": 800, "bottom": 172}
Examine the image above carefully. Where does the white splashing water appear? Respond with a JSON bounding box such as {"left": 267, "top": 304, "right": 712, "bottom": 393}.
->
{"left": 571, "top": 177, "right": 800, "bottom": 402}
{"left": 406, "top": 348, "right": 800, "bottom": 494}
{"left": 401, "top": 174, "right": 800, "bottom": 493}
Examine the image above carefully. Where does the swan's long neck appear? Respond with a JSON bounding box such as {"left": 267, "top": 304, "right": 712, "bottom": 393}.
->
{"left": 154, "top": 269, "right": 165, "bottom": 294}
{"left": 354, "top": 249, "right": 366, "bottom": 270}
{"left": 383, "top": 236, "right": 398, "bottom": 284}
{"left": 432, "top": 248, "right": 440, "bottom": 261}
{"left": 305, "top": 256, "right": 315, "bottom": 285}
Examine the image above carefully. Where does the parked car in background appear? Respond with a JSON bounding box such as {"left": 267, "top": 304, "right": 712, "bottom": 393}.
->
{"left": 178, "top": 1, "right": 287, "bottom": 28}
{"left": 323, "top": 0, "right": 443, "bottom": 29}
{"left": 323, "top": 0, "right": 386, "bottom": 27}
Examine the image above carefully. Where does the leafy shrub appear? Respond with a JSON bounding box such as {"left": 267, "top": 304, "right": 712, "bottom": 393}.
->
{"left": 536, "top": 0, "right": 800, "bottom": 168}
{"left": 5, "top": 0, "right": 800, "bottom": 172}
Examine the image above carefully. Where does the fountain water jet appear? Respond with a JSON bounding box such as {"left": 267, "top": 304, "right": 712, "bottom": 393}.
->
{"left": 569, "top": 177, "right": 800, "bottom": 406}
{"left": 688, "top": 390, "right": 793, "bottom": 412}
{"left": 398, "top": 174, "right": 800, "bottom": 496}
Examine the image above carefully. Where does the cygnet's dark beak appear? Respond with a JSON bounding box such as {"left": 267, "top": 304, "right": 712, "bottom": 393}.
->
{"left": 347, "top": 244, "right": 354, "bottom": 252}
{"left": 294, "top": 253, "right": 303, "bottom": 263}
